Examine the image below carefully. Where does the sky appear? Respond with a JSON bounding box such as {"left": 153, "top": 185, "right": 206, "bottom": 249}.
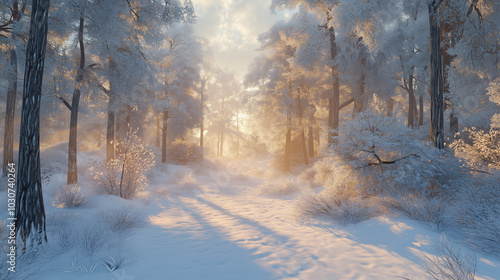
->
{"left": 191, "top": 0, "right": 289, "bottom": 79}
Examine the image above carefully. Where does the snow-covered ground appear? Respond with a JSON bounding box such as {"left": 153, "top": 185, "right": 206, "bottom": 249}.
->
{"left": 2, "top": 150, "right": 500, "bottom": 280}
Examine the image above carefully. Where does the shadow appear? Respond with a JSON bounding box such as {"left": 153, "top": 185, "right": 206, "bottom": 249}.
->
{"left": 122, "top": 198, "right": 276, "bottom": 280}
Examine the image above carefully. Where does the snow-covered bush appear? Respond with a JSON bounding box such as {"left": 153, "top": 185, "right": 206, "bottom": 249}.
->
{"left": 421, "top": 238, "right": 476, "bottom": 280}
{"left": 298, "top": 183, "right": 380, "bottom": 225}
{"left": 99, "top": 208, "right": 142, "bottom": 231}
{"left": 53, "top": 185, "right": 86, "bottom": 208}
{"left": 167, "top": 138, "right": 202, "bottom": 165}
{"left": 78, "top": 226, "right": 107, "bottom": 257}
{"left": 330, "top": 112, "right": 463, "bottom": 196}
{"left": 299, "top": 157, "right": 334, "bottom": 186}
{"left": 452, "top": 175, "right": 500, "bottom": 254}
{"left": 90, "top": 129, "right": 154, "bottom": 199}
{"left": 259, "top": 176, "right": 301, "bottom": 196}
{"left": 450, "top": 127, "right": 500, "bottom": 172}
{"left": 382, "top": 194, "right": 447, "bottom": 231}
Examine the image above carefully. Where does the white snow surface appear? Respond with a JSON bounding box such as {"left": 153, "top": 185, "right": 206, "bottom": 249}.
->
{"left": 2, "top": 151, "right": 500, "bottom": 280}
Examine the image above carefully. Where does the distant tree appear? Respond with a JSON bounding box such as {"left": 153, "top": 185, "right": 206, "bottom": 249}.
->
{"left": 1, "top": 0, "right": 27, "bottom": 176}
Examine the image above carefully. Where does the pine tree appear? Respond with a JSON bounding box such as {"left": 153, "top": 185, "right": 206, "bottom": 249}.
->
{"left": 15, "top": 0, "right": 50, "bottom": 246}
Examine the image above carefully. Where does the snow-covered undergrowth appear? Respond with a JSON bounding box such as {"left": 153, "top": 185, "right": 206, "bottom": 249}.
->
{"left": 382, "top": 194, "right": 448, "bottom": 231}
{"left": 53, "top": 185, "right": 87, "bottom": 208}
{"left": 298, "top": 158, "right": 335, "bottom": 187}
{"left": 298, "top": 183, "right": 381, "bottom": 225}
{"left": 258, "top": 176, "right": 301, "bottom": 196}
{"left": 452, "top": 175, "right": 500, "bottom": 254}
{"left": 420, "top": 238, "right": 477, "bottom": 280}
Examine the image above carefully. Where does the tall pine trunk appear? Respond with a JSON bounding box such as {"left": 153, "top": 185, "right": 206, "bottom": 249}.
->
{"left": 16, "top": 0, "right": 50, "bottom": 246}
{"left": 428, "top": 0, "right": 444, "bottom": 149}
{"left": 67, "top": 15, "right": 85, "bottom": 184}
{"left": 441, "top": 21, "right": 458, "bottom": 135}
{"left": 327, "top": 11, "right": 339, "bottom": 145}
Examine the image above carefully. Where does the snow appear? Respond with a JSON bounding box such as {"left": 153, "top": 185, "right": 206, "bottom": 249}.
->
{"left": 2, "top": 154, "right": 500, "bottom": 280}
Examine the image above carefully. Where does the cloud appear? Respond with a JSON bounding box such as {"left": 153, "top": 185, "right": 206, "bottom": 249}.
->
{"left": 192, "top": 0, "right": 286, "bottom": 76}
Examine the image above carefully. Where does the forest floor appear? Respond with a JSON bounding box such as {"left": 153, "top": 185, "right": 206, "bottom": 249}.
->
{"left": 2, "top": 147, "right": 500, "bottom": 280}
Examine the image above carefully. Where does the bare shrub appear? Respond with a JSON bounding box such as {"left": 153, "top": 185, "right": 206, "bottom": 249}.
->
{"left": 90, "top": 129, "right": 154, "bottom": 199}
{"left": 298, "top": 184, "right": 380, "bottom": 225}
{"left": 100, "top": 208, "right": 142, "bottom": 231}
{"left": 382, "top": 194, "right": 448, "bottom": 231}
{"left": 167, "top": 139, "right": 202, "bottom": 165}
{"left": 53, "top": 185, "right": 86, "bottom": 208}
{"left": 259, "top": 176, "right": 301, "bottom": 196}
{"left": 422, "top": 238, "right": 476, "bottom": 280}
{"left": 78, "top": 227, "right": 106, "bottom": 257}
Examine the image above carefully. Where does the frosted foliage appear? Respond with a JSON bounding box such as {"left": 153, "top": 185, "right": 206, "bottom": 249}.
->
{"left": 330, "top": 112, "right": 461, "bottom": 195}
{"left": 90, "top": 129, "right": 155, "bottom": 199}
{"left": 451, "top": 127, "right": 500, "bottom": 172}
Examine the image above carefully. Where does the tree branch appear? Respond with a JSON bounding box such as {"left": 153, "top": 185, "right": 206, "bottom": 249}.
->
{"left": 55, "top": 93, "right": 72, "bottom": 111}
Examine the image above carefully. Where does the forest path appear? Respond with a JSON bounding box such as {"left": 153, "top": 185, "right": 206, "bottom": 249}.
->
{"left": 127, "top": 159, "right": 436, "bottom": 280}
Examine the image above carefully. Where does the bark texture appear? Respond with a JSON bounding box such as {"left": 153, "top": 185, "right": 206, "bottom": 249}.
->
{"left": 428, "top": 0, "right": 444, "bottom": 149}
{"left": 67, "top": 15, "right": 85, "bottom": 184}
{"left": 16, "top": 0, "right": 50, "bottom": 246}
{"left": 327, "top": 11, "right": 340, "bottom": 145}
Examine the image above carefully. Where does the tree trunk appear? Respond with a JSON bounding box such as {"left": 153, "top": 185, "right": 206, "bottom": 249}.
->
{"left": 161, "top": 109, "right": 168, "bottom": 163}
{"left": 3, "top": 1, "right": 20, "bottom": 177}
{"left": 353, "top": 37, "right": 366, "bottom": 116}
{"left": 419, "top": 95, "right": 424, "bottom": 127}
{"left": 284, "top": 104, "right": 292, "bottom": 174}
{"left": 106, "top": 60, "right": 117, "bottom": 163}
{"left": 327, "top": 11, "right": 340, "bottom": 145}
{"left": 67, "top": 15, "right": 85, "bottom": 185}
{"left": 441, "top": 20, "right": 458, "bottom": 136}
{"left": 220, "top": 130, "right": 224, "bottom": 157}
{"left": 428, "top": 0, "right": 444, "bottom": 149}
{"left": 216, "top": 130, "right": 220, "bottom": 157}
{"left": 15, "top": 0, "right": 50, "bottom": 246}
{"left": 408, "top": 74, "right": 416, "bottom": 128}
{"left": 386, "top": 98, "right": 394, "bottom": 117}
{"left": 308, "top": 126, "right": 314, "bottom": 158}
{"left": 200, "top": 81, "right": 205, "bottom": 158}
{"left": 297, "top": 89, "right": 308, "bottom": 165}
{"left": 106, "top": 97, "right": 115, "bottom": 163}
{"left": 3, "top": 48, "right": 17, "bottom": 177}
{"left": 236, "top": 111, "right": 239, "bottom": 159}
{"left": 155, "top": 114, "right": 160, "bottom": 147}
